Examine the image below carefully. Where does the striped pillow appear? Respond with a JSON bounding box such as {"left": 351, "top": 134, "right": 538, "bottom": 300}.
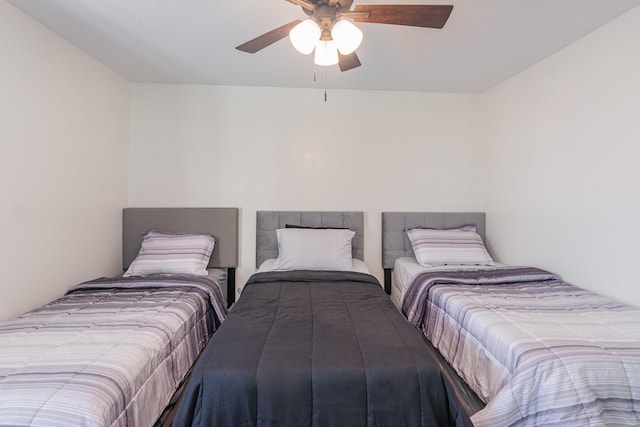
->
{"left": 406, "top": 228, "right": 494, "bottom": 267}
{"left": 124, "top": 230, "right": 215, "bottom": 277}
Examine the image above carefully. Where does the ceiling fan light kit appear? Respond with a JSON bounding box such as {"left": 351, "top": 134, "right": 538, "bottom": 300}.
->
{"left": 236, "top": 1, "right": 453, "bottom": 72}
{"left": 290, "top": 18, "right": 362, "bottom": 63}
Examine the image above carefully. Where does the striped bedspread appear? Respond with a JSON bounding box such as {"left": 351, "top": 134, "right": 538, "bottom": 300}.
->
{"left": 0, "top": 275, "right": 227, "bottom": 427}
{"left": 402, "top": 266, "right": 640, "bottom": 426}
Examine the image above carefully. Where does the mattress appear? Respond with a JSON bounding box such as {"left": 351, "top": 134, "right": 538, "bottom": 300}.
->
{"left": 391, "top": 257, "right": 501, "bottom": 310}
{"left": 173, "top": 270, "right": 473, "bottom": 427}
{"left": 0, "top": 275, "right": 227, "bottom": 427}
{"left": 206, "top": 267, "right": 228, "bottom": 302}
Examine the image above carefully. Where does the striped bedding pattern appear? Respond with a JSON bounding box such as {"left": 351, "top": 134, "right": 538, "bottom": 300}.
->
{"left": 405, "top": 227, "right": 494, "bottom": 267}
{"left": 402, "top": 266, "right": 640, "bottom": 426}
{"left": 0, "top": 276, "right": 227, "bottom": 427}
{"left": 124, "top": 230, "right": 216, "bottom": 277}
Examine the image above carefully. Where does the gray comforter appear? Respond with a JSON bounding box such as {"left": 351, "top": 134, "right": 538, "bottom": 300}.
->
{"left": 173, "top": 270, "right": 472, "bottom": 427}
{"left": 402, "top": 266, "right": 640, "bottom": 426}
{"left": 0, "top": 275, "right": 227, "bottom": 427}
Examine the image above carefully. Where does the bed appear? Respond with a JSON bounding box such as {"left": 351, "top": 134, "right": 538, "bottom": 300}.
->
{"left": 382, "top": 211, "right": 640, "bottom": 426}
{"left": 172, "top": 211, "right": 474, "bottom": 427}
{"left": 0, "top": 207, "right": 238, "bottom": 427}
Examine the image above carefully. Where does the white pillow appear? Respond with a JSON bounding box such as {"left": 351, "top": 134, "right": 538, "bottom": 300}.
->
{"left": 271, "top": 228, "right": 355, "bottom": 271}
{"left": 124, "top": 230, "right": 215, "bottom": 277}
{"left": 406, "top": 227, "right": 494, "bottom": 267}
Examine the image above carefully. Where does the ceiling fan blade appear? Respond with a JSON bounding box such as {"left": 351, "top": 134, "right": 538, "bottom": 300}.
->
{"left": 352, "top": 5, "right": 453, "bottom": 28}
{"left": 285, "top": 0, "right": 316, "bottom": 11}
{"left": 338, "top": 51, "right": 361, "bottom": 72}
{"left": 236, "top": 20, "right": 302, "bottom": 53}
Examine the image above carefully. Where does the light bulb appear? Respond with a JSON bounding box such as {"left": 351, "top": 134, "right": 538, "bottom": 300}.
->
{"left": 314, "top": 39, "right": 339, "bottom": 66}
{"left": 331, "top": 20, "right": 363, "bottom": 55}
{"left": 289, "top": 19, "right": 321, "bottom": 55}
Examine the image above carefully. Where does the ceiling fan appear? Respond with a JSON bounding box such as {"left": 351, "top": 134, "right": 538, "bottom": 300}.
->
{"left": 236, "top": 1, "right": 453, "bottom": 72}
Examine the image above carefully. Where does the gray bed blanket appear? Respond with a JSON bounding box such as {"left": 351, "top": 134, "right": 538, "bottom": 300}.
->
{"left": 173, "top": 270, "right": 472, "bottom": 427}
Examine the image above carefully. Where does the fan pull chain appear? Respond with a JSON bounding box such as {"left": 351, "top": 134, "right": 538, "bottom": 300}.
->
{"left": 311, "top": 63, "right": 328, "bottom": 102}
{"left": 324, "top": 66, "right": 328, "bottom": 102}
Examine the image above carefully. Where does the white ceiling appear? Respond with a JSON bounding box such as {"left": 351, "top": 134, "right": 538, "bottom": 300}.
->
{"left": 8, "top": 0, "right": 640, "bottom": 93}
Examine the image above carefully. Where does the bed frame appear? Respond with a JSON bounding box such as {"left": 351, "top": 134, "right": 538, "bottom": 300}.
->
{"left": 381, "top": 212, "right": 486, "bottom": 294}
{"left": 381, "top": 211, "right": 487, "bottom": 418}
{"left": 256, "top": 211, "right": 364, "bottom": 268}
{"left": 123, "top": 207, "right": 239, "bottom": 306}
{"left": 122, "top": 207, "right": 239, "bottom": 427}
{"left": 169, "top": 211, "right": 476, "bottom": 426}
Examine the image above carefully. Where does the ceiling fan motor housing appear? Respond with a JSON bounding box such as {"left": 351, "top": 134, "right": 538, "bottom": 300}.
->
{"left": 315, "top": 4, "right": 339, "bottom": 35}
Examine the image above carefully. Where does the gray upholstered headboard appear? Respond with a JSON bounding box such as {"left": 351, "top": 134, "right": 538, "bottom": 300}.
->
{"left": 256, "top": 211, "right": 364, "bottom": 268}
{"left": 382, "top": 212, "right": 486, "bottom": 269}
{"left": 123, "top": 207, "right": 239, "bottom": 269}
{"left": 381, "top": 212, "right": 486, "bottom": 294}
{"left": 123, "top": 207, "right": 239, "bottom": 305}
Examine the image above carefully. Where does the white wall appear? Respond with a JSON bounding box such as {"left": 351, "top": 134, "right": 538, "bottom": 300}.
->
{"left": 483, "top": 6, "right": 640, "bottom": 305}
{"left": 128, "top": 85, "right": 485, "bottom": 293}
{"left": 6, "top": 0, "right": 630, "bottom": 315}
{"left": 0, "top": 2, "right": 130, "bottom": 321}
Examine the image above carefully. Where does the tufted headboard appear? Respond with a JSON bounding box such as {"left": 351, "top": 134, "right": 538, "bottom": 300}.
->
{"left": 381, "top": 212, "right": 486, "bottom": 293}
{"left": 256, "top": 211, "right": 364, "bottom": 268}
